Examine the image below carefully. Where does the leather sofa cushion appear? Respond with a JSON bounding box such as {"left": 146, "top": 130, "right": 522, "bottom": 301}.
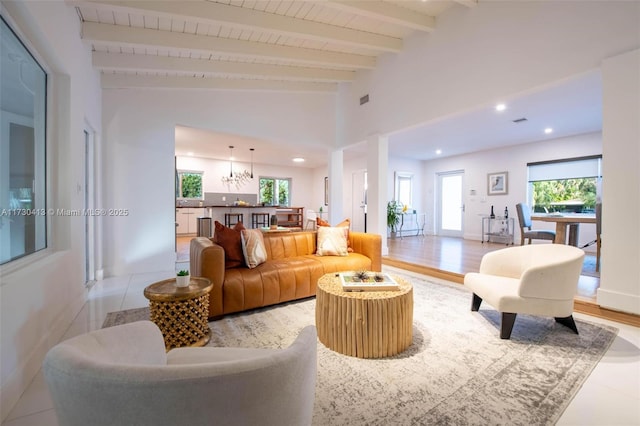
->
{"left": 221, "top": 253, "right": 372, "bottom": 315}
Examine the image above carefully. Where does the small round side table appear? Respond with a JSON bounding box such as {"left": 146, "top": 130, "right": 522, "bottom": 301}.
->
{"left": 143, "top": 277, "right": 213, "bottom": 351}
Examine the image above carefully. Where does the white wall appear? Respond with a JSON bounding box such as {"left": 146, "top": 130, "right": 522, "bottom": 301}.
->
{"left": 422, "top": 132, "right": 602, "bottom": 247}
{"left": 102, "top": 89, "right": 336, "bottom": 276}
{"left": 599, "top": 49, "right": 640, "bottom": 314}
{"left": 0, "top": 2, "right": 102, "bottom": 421}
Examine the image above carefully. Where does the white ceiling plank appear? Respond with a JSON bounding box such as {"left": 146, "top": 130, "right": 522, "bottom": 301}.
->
{"left": 324, "top": 1, "right": 436, "bottom": 32}
{"left": 92, "top": 51, "right": 355, "bottom": 82}
{"left": 72, "top": 0, "right": 402, "bottom": 52}
{"left": 101, "top": 73, "right": 338, "bottom": 92}
{"left": 453, "top": 0, "right": 478, "bottom": 8}
{"left": 82, "top": 22, "right": 376, "bottom": 69}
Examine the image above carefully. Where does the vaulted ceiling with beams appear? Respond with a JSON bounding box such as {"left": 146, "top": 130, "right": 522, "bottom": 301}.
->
{"left": 72, "top": 0, "right": 475, "bottom": 92}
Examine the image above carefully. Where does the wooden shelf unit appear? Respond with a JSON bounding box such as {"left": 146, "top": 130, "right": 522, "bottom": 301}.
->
{"left": 275, "top": 207, "right": 303, "bottom": 228}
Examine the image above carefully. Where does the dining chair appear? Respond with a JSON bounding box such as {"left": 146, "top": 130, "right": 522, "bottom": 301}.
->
{"left": 515, "top": 203, "right": 556, "bottom": 245}
{"left": 305, "top": 209, "right": 317, "bottom": 230}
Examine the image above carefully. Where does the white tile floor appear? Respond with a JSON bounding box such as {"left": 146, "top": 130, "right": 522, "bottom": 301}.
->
{"left": 2, "top": 270, "right": 639, "bottom": 426}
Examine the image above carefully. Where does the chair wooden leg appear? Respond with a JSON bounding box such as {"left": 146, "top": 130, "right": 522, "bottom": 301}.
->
{"left": 500, "top": 313, "right": 517, "bottom": 339}
{"left": 555, "top": 315, "right": 579, "bottom": 334}
{"left": 471, "top": 293, "right": 482, "bottom": 311}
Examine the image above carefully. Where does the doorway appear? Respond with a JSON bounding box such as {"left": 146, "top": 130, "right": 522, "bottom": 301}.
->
{"left": 84, "top": 128, "right": 96, "bottom": 285}
{"left": 351, "top": 170, "right": 367, "bottom": 232}
{"left": 437, "top": 171, "right": 464, "bottom": 237}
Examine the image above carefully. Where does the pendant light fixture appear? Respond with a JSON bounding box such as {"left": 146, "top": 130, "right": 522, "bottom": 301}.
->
{"left": 250, "top": 148, "right": 254, "bottom": 179}
{"left": 229, "top": 145, "right": 234, "bottom": 177}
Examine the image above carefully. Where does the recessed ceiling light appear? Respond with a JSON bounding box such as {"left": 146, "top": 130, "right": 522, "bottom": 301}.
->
{"left": 495, "top": 103, "right": 506, "bottom": 112}
{"left": 435, "top": 149, "right": 442, "bottom": 155}
{"left": 292, "top": 157, "right": 305, "bottom": 163}
{"left": 544, "top": 128, "right": 553, "bottom": 134}
{"left": 187, "top": 152, "right": 194, "bottom": 156}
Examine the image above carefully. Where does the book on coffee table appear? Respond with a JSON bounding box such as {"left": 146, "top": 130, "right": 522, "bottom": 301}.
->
{"left": 339, "top": 272, "right": 400, "bottom": 292}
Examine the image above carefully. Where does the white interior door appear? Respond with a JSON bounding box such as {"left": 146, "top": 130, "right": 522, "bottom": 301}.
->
{"left": 351, "top": 170, "right": 367, "bottom": 232}
{"left": 84, "top": 128, "right": 96, "bottom": 284}
{"left": 437, "top": 171, "right": 464, "bottom": 237}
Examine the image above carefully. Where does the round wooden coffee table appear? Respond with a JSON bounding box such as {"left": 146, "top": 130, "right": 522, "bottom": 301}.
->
{"left": 315, "top": 273, "right": 413, "bottom": 358}
{"left": 143, "top": 277, "right": 213, "bottom": 351}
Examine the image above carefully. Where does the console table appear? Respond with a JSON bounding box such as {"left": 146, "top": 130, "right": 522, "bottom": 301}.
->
{"left": 397, "top": 211, "right": 426, "bottom": 238}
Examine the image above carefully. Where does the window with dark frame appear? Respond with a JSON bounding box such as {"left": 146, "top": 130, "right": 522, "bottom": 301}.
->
{"left": 1, "top": 16, "right": 48, "bottom": 265}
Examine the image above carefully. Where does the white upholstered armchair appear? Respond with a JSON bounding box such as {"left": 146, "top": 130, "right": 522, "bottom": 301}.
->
{"left": 464, "top": 244, "right": 585, "bottom": 339}
{"left": 43, "top": 321, "right": 317, "bottom": 426}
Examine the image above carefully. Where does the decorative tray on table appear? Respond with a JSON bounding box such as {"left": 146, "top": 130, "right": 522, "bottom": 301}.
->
{"left": 339, "top": 271, "right": 400, "bottom": 292}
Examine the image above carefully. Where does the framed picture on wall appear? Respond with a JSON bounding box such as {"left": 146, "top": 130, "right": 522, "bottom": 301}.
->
{"left": 324, "top": 176, "right": 329, "bottom": 206}
{"left": 487, "top": 171, "right": 508, "bottom": 195}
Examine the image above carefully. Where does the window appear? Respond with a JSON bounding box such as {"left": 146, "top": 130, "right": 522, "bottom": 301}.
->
{"left": 259, "top": 177, "right": 291, "bottom": 206}
{"left": 176, "top": 170, "right": 203, "bottom": 199}
{"left": 394, "top": 172, "right": 413, "bottom": 208}
{"left": 1, "top": 17, "right": 47, "bottom": 265}
{"left": 527, "top": 156, "right": 601, "bottom": 213}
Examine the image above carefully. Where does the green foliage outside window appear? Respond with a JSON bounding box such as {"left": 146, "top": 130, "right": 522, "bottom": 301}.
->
{"left": 260, "top": 177, "right": 290, "bottom": 206}
{"left": 532, "top": 178, "right": 597, "bottom": 212}
{"left": 260, "top": 179, "right": 274, "bottom": 204}
{"left": 179, "top": 172, "right": 202, "bottom": 199}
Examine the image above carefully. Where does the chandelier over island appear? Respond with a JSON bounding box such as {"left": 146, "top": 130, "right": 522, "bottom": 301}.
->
{"left": 221, "top": 146, "right": 254, "bottom": 190}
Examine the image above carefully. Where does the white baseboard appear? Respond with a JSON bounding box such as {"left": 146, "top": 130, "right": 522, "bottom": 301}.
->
{"left": 597, "top": 287, "right": 640, "bottom": 315}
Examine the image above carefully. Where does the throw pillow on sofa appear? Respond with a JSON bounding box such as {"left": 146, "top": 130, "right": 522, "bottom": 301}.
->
{"left": 241, "top": 229, "right": 267, "bottom": 269}
{"left": 316, "top": 218, "right": 353, "bottom": 252}
{"left": 316, "top": 226, "right": 349, "bottom": 256}
{"left": 213, "top": 221, "right": 246, "bottom": 268}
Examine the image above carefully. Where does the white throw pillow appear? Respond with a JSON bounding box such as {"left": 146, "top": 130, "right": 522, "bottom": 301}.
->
{"left": 241, "top": 229, "right": 268, "bottom": 268}
{"left": 316, "top": 226, "right": 349, "bottom": 256}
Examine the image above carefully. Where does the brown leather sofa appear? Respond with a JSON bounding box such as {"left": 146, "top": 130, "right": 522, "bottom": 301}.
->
{"left": 190, "top": 230, "right": 382, "bottom": 319}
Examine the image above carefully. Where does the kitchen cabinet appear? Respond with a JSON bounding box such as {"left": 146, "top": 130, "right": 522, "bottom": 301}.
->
{"left": 176, "top": 208, "right": 206, "bottom": 235}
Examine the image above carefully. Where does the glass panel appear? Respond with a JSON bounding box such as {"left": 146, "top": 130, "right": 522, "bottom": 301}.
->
{"left": 441, "top": 175, "right": 462, "bottom": 231}
{"left": 1, "top": 17, "right": 47, "bottom": 264}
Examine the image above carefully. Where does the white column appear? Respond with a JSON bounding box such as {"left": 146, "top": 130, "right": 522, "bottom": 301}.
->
{"left": 328, "top": 148, "right": 344, "bottom": 225}
{"left": 598, "top": 48, "right": 640, "bottom": 314}
{"left": 366, "top": 134, "right": 389, "bottom": 255}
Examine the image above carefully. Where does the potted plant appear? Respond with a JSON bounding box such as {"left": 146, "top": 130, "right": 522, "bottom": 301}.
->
{"left": 387, "top": 200, "right": 401, "bottom": 238}
{"left": 176, "top": 270, "right": 190, "bottom": 287}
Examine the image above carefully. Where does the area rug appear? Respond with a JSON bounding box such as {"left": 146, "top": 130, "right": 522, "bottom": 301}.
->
{"left": 103, "top": 269, "right": 617, "bottom": 425}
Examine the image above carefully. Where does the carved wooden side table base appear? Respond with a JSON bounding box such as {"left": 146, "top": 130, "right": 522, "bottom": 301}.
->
{"left": 316, "top": 273, "right": 413, "bottom": 359}
{"left": 144, "top": 277, "right": 213, "bottom": 351}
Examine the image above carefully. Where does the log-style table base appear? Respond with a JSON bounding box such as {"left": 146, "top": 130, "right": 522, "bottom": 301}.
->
{"left": 315, "top": 273, "right": 413, "bottom": 358}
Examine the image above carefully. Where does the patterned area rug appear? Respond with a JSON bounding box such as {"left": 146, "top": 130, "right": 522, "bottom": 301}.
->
{"left": 103, "top": 270, "right": 617, "bottom": 425}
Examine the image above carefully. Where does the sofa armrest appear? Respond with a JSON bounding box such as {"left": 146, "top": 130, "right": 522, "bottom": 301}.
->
{"left": 349, "top": 232, "right": 382, "bottom": 272}
{"left": 190, "top": 237, "right": 225, "bottom": 318}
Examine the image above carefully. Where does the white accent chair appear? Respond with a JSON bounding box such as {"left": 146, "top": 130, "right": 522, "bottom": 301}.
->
{"left": 43, "top": 321, "right": 317, "bottom": 426}
{"left": 464, "top": 244, "right": 585, "bottom": 339}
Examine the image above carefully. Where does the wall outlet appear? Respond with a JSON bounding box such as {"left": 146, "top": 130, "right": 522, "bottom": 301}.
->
{"left": 222, "top": 196, "right": 226, "bottom": 201}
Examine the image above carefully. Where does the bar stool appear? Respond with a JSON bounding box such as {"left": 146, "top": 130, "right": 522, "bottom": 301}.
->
{"left": 251, "top": 213, "right": 270, "bottom": 229}
{"left": 224, "top": 213, "right": 243, "bottom": 227}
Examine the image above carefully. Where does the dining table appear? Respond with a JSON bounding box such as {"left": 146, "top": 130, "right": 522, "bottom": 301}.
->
{"left": 530, "top": 213, "right": 596, "bottom": 246}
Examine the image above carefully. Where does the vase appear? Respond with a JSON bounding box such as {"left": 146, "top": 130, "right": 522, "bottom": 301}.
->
{"left": 176, "top": 275, "right": 190, "bottom": 287}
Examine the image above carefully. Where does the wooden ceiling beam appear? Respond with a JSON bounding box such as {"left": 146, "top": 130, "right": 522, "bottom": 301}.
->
{"left": 324, "top": 1, "right": 436, "bottom": 32}
{"left": 82, "top": 22, "right": 376, "bottom": 69}
{"left": 72, "top": 0, "right": 402, "bottom": 52}
{"left": 100, "top": 73, "right": 338, "bottom": 92}
{"left": 93, "top": 51, "right": 355, "bottom": 82}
